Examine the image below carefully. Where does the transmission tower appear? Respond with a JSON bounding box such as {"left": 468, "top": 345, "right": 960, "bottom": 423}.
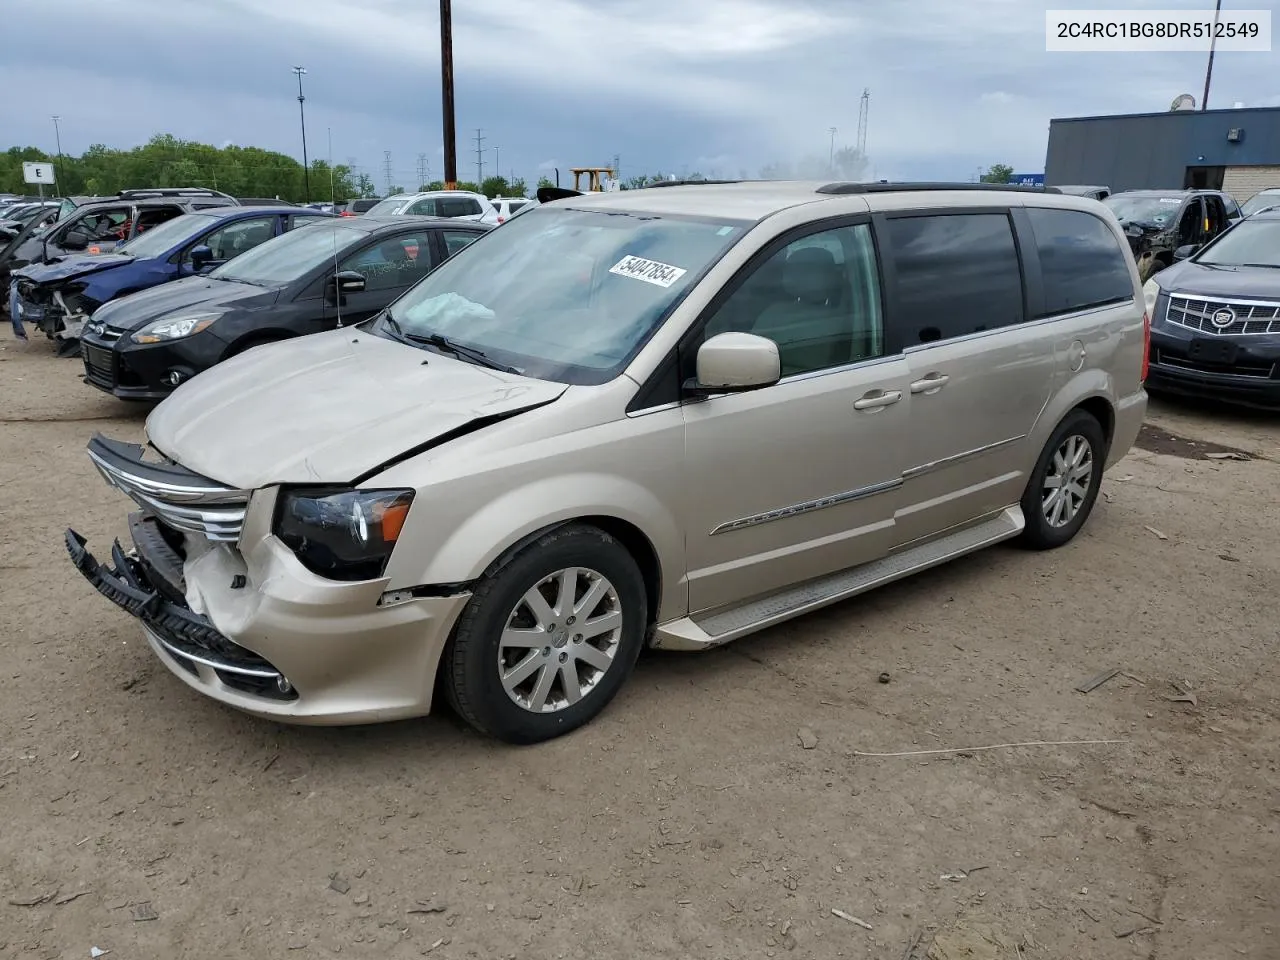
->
{"left": 416, "top": 153, "right": 428, "bottom": 188}
{"left": 383, "top": 151, "right": 393, "bottom": 193}
{"left": 856, "top": 88, "right": 870, "bottom": 157}
{"left": 473, "top": 128, "right": 486, "bottom": 185}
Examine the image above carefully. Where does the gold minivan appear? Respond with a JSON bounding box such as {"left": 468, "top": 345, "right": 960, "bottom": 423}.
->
{"left": 68, "top": 181, "right": 1149, "bottom": 743}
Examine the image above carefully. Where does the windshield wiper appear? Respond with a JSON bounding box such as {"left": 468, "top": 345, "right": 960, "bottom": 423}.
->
{"left": 403, "top": 330, "right": 520, "bottom": 373}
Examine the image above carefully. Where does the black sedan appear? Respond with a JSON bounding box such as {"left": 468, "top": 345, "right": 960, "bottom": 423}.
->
{"left": 1143, "top": 208, "right": 1280, "bottom": 409}
{"left": 79, "top": 216, "right": 490, "bottom": 401}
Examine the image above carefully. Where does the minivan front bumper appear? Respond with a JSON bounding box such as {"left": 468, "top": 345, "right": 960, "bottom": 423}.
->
{"left": 66, "top": 517, "right": 471, "bottom": 725}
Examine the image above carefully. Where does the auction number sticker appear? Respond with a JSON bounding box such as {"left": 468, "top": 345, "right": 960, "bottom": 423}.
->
{"left": 609, "top": 255, "right": 687, "bottom": 288}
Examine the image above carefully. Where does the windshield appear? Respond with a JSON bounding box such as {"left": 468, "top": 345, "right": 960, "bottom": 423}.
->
{"left": 209, "top": 221, "right": 368, "bottom": 284}
{"left": 115, "top": 213, "right": 219, "bottom": 258}
{"left": 1241, "top": 192, "right": 1280, "bottom": 217}
{"left": 1196, "top": 220, "right": 1280, "bottom": 268}
{"left": 362, "top": 196, "right": 409, "bottom": 217}
{"left": 1103, "top": 195, "right": 1182, "bottom": 225}
{"left": 380, "top": 205, "right": 746, "bottom": 384}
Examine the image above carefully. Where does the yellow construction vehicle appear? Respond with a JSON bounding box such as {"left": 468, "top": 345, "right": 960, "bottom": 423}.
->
{"left": 570, "top": 167, "right": 615, "bottom": 192}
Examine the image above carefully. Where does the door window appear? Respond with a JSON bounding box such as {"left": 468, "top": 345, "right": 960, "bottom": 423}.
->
{"left": 699, "top": 223, "right": 883, "bottom": 378}
{"left": 132, "top": 206, "right": 183, "bottom": 237}
{"left": 884, "top": 213, "right": 1023, "bottom": 343}
{"left": 1177, "top": 199, "right": 1204, "bottom": 245}
{"left": 1204, "top": 195, "right": 1228, "bottom": 236}
{"left": 441, "top": 229, "right": 482, "bottom": 257}
{"left": 340, "top": 233, "right": 435, "bottom": 291}
{"left": 1026, "top": 208, "right": 1133, "bottom": 316}
{"left": 74, "top": 207, "right": 130, "bottom": 242}
{"left": 193, "top": 216, "right": 278, "bottom": 263}
{"left": 405, "top": 197, "right": 437, "bottom": 216}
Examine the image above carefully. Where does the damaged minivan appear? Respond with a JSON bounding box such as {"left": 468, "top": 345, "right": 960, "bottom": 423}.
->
{"left": 67, "top": 181, "right": 1148, "bottom": 743}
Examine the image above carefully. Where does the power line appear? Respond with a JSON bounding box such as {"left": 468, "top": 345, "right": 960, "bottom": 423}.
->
{"left": 474, "top": 128, "right": 485, "bottom": 186}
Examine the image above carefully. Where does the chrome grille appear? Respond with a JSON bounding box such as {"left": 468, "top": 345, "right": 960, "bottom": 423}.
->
{"left": 1166, "top": 294, "right": 1280, "bottom": 336}
{"left": 87, "top": 448, "right": 249, "bottom": 543}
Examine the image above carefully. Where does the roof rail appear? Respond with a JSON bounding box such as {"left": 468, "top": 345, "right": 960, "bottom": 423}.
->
{"left": 816, "top": 181, "right": 1062, "bottom": 195}
{"left": 641, "top": 178, "right": 749, "bottom": 188}
{"left": 117, "top": 187, "right": 238, "bottom": 201}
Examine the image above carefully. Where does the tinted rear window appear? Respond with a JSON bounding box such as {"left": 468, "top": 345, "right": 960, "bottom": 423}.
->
{"left": 437, "top": 197, "right": 483, "bottom": 218}
{"left": 353, "top": 199, "right": 379, "bottom": 213}
{"left": 1026, "top": 208, "right": 1133, "bottom": 316}
{"left": 885, "top": 213, "right": 1024, "bottom": 344}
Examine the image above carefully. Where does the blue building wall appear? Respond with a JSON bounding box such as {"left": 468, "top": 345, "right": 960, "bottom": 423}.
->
{"left": 1045, "top": 106, "right": 1280, "bottom": 192}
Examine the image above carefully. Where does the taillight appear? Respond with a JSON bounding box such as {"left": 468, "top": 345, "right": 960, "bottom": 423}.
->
{"left": 497, "top": 216, "right": 505, "bottom": 224}
{"left": 1140, "top": 311, "right": 1150, "bottom": 382}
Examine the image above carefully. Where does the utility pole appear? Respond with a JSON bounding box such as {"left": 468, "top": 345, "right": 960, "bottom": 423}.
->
{"left": 292, "top": 66, "right": 310, "bottom": 202}
{"left": 492, "top": 145, "right": 500, "bottom": 187}
{"left": 416, "top": 153, "right": 428, "bottom": 188}
{"left": 474, "top": 128, "right": 486, "bottom": 186}
{"left": 51, "top": 116, "right": 64, "bottom": 197}
{"left": 440, "top": 0, "right": 457, "bottom": 188}
{"left": 1201, "top": 0, "right": 1223, "bottom": 110}
{"left": 856, "top": 89, "right": 870, "bottom": 157}
{"left": 383, "top": 151, "right": 394, "bottom": 194}
{"left": 828, "top": 127, "right": 838, "bottom": 175}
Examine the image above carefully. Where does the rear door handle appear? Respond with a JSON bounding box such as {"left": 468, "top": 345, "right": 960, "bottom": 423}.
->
{"left": 909, "top": 374, "right": 950, "bottom": 394}
{"left": 853, "top": 389, "right": 902, "bottom": 410}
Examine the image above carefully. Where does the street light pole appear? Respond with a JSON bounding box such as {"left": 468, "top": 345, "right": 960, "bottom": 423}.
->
{"left": 1201, "top": 0, "right": 1223, "bottom": 110}
{"left": 293, "top": 66, "right": 311, "bottom": 202}
{"left": 51, "top": 116, "right": 64, "bottom": 197}
{"left": 440, "top": 0, "right": 458, "bottom": 188}
{"left": 828, "top": 127, "right": 837, "bottom": 175}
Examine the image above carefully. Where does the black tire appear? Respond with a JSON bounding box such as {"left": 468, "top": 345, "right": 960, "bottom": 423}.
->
{"left": 1018, "top": 409, "right": 1107, "bottom": 550}
{"left": 442, "top": 524, "right": 648, "bottom": 744}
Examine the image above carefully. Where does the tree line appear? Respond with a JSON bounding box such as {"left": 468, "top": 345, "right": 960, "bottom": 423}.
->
{"left": 0, "top": 135, "right": 528, "bottom": 202}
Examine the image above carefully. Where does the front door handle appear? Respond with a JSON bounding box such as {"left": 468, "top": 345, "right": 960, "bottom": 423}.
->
{"left": 909, "top": 374, "right": 950, "bottom": 394}
{"left": 853, "top": 389, "right": 902, "bottom": 410}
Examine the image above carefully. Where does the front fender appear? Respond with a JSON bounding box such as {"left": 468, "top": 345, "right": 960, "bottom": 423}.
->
{"left": 383, "top": 472, "right": 687, "bottom": 622}
{"left": 82, "top": 263, "right": 173, "bottom": 304}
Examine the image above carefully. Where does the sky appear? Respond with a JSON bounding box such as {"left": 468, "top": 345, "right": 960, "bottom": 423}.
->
{"left": 4, "top": 0, "right": 1278, "bottom": 189}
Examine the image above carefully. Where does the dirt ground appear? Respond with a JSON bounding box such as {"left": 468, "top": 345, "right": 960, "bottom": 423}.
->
{"left": 1, "top": 336, "right": 1277, "bottom": 960}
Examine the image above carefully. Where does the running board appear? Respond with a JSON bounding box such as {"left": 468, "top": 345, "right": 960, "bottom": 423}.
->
{"left": 652, "top": 506, "right": 1025, "bottom": 651}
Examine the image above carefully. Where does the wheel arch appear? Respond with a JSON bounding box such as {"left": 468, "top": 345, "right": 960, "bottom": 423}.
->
{"left": 223, "top": 329, "right": 295, "bottom": 359}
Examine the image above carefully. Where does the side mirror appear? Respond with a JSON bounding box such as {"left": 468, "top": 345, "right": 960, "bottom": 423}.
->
{"left": 189, "top": 245, "right": 214, "bottom": 271}
{"left": 327, "top": 270, "right": 366, "bottom": 300}
{"left": 1173, "top": 243, "right": 1199, "bottom": 261}
{"left": 687, "top": 332, "right": 781, "bottom": 395}
{"left": 63, "top": 229, "right": 90, "bottom": 250}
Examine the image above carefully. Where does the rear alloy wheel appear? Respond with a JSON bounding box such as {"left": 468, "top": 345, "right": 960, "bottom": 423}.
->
{"left": 1019, "top": 409, "right": 1106, "bottom": 550}
{"left": 443, "top": 525, "right": 647, "bottom": 743}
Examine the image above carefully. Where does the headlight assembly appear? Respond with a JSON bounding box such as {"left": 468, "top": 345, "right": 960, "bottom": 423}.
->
{"left": 131, "top": 313, "right": 221, "bottom": 344}
{"left": 274, "top": 488, "right": 414, "bottom": 582}
{"left": 1142, "top": 276, "right": 1161, "bottom": 317}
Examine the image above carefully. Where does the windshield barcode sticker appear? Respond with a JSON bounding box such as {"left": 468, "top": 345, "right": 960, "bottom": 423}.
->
{"left": 609, "top": 255, "right": 687, "bottom": 288}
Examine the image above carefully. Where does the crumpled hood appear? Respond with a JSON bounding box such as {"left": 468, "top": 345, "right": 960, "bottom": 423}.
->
{"left": 16, "top": 253, "right": 134, "bottom": 285}
{"left": 145, "top": 327, "right": 568, "bottom": 489}
{"left": 92, "top": 275, "right": 276, "bottom": 331}
{"left": 1156, "top": 261, "right": 1280, "bottom": 300}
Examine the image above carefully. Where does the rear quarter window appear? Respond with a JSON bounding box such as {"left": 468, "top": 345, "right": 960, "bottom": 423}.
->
{"left": 884, "top": 212, "right": 1024, "bottom": 344}
{"left": 1026, "top": 208, "right": 1133, "bottom": 316}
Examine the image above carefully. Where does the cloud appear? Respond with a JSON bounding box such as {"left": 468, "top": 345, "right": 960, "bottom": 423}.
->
{"left": 2, "top": 0, "right": 1276, "bottom": 186}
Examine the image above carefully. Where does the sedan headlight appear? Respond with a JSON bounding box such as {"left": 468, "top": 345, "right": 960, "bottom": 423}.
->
{"left": 1142, "top": 276, "right": 1161, "bottom": 317}
{"left": 131, "top": 313, "right": 221, "bottom": 344}
{"left": 275, "top": 488, "right": 414, "bottom": 581}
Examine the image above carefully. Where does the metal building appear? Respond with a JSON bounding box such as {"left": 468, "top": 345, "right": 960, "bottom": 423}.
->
{"left": 1045, "top": 106, "right": 1280, "bottom": 200}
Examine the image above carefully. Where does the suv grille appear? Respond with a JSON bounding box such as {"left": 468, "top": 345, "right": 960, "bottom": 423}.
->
{"left": 1166, "top": 294, "right": 1280, "bottom": 336}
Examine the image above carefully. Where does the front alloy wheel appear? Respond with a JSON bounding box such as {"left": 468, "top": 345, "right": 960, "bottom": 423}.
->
{"left": 443, "top": 524, "right": 647, "bottom": 743}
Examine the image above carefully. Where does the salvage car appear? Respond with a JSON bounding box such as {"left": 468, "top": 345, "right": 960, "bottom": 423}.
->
{"left": 66, "top": 181, "right": 1147, "bottom": 743}
{"left": 1104, "top": 189, "right": 1235, "bottom": 273}
{"left": 14, "top": 206, "right": 328, "bottom": 352}
{"left": 1143, "top": 207, "right": 1280, "bottom": 408}
{"left": 2, "top": 188, "right": 239, "bottom": 303}
{"left": 362, "top": 190, "right": 498, "bottom": 224}
{"left": 78, "top": 216, "right": 489, "bottom": 399}
{"left": 1240, "top": 188, "right": 1280, "bottom": 218}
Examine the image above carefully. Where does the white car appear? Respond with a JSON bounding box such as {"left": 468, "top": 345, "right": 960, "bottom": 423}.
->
{"left": 362, "top": 191, "right": 498, "bottom": 224}
{"left": 489, "top": 197, "right": 530, "bottom": 224}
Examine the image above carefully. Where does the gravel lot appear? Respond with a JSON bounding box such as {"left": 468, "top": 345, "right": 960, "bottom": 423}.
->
{"left": 2, "top": 337, "right": 1277, "bottom": 960}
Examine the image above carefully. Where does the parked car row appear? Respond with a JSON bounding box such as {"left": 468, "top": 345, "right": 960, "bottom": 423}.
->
{"left": 64, "top": 179, "right": 1154, "bottom": 744}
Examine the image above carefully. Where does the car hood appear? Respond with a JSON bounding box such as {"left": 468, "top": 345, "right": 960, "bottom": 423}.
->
{"left": 1157, "top": 261, "right": 1280, "bottom": 299}
{"left": 91, "top": 275, "right": 277, "bottom": 330}
{"left": 16, "top": 253, "right": 134, "bottom": 284}
{"left": 145, "top": 327, "right": 569, "bottom": 489}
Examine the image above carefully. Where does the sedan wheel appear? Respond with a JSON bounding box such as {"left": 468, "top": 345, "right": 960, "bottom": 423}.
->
{"left": 1019, "top": 409, "right": 1106, "bottom": 550}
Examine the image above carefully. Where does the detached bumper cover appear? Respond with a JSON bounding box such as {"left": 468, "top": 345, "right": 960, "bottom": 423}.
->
{"left": 65, "top": 526, "right": 295, "bottom": 699}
